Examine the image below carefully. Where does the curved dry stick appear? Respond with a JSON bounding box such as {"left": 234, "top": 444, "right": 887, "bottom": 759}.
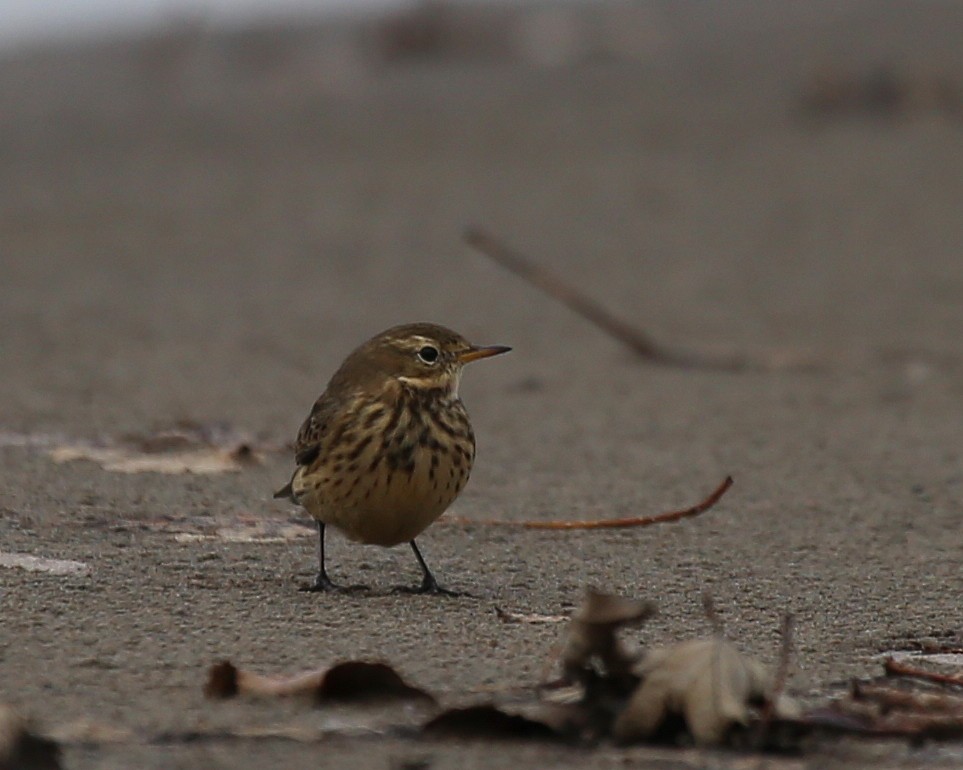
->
{"left": 853, "top": 683, "right": 963, "bottom": 713}
{"left": 884, "top": 657, "right": 963, "bottom": 688}
{"left": 464, "top": 227, "right": 758, "bottom": 371}
{"left": 465, "top": 227, "right": 672, "bottom": 363}
{"left": 756, "top": 612, "right": 795, "bottom": 738}
{"left": 464, "top": 227, "right": 824, "bottom": 372}
{"left": 448, "top": 476, "right": 732, "bottom": 530}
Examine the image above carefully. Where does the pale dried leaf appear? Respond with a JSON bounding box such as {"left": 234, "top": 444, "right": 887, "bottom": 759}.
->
{"left": 7, "top": 423, "right": 273, "bottom": 476}
{"left": 120, "top": 509, "right": 312, "bottom": 543}
{"left": 47, "top": 421, "right": 268, "bottom": 475}
{"left": 614, "top": 638, "right": 776, "bottom": 745}
{"left": 173, "top": 522, "right": 312, "bottom": 544}
{"left": 205, "top": 660, "right": 328, "bottom": 699}
{"left": 0, "top": 552, "right": 89, "bottom": 576}
{"left": 494, "top": 607, "right": 569, "bottom": 624}
{"left": 49, "top": 446, "right": 256, "bottom": 475}
{"left": 205, "top": 660, "right": 434, "bottom": 704}
{"left": 573, "top": 590, "right": 656, "bottom": 626}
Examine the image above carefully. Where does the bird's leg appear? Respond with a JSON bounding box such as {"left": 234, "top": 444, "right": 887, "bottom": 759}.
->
{"left": 399, "top": 539, "right": 461, "bottom": 596}
{"left": 300, "top": 522, "right": 338, "bottom": 592}
{"left": 300, "top": 522, "right": 368, "bottom": 593}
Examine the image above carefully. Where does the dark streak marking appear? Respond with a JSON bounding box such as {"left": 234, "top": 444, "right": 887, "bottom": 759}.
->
{"left": 347, "top": 434, "right": 373, "bottom": 462}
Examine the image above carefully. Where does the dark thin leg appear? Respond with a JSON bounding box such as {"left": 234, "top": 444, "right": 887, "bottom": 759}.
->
{"left": 299, "top": 522, "right": 338, "bottom": 592}
{"left": 299, "top": 522, "right": 368, "bottom": 593}
{"left": 403, "top": 539, "right": 460, "bottom": 596}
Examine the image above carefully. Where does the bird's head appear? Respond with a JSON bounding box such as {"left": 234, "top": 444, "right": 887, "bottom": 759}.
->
{"left": 339, "top": 322, "right": 510, "bottom": 396}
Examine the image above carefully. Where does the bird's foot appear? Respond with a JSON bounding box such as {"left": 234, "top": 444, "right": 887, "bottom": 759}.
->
{"left": 393, "top": 576, "right": 466, "bottom": 597}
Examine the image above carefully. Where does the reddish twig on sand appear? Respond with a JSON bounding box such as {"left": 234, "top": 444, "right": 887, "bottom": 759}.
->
{"left": 464, "top": 227, "right": 816, "bottom": 372}
{"left": 884, "top": 658, "right": 963, "bottom": 688}
{"left": 448, "top": 476, "right": 732, "bottom": 530}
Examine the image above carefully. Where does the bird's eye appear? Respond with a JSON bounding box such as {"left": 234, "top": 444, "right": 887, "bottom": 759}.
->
{"left": 417, "top": 345, "right": 439, "bottom": 364}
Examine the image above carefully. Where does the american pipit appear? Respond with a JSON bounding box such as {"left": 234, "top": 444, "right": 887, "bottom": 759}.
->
{"left": 274, "top": 322, "right": 510, "bottom": 594}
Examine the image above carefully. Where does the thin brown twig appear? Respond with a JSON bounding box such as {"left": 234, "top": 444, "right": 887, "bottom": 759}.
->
{"left": 773, "top": 613, "right": 795, "bottom": 699}
{"left": 464, "top": 227, "right": 816, "bottom": 372}
{"left": 701, "top": 592, "right": 724, "bottom": 637}
{"left": 912, "top": 642, "right": 963, "bottom": 656}
{"left": 802, "top": 705, "right": 963, "bottom": 740}
{"left": 871, "top": 711, "right": 963, "bottom": 739}
{"left": 447, "top": 475, "right": 732, "bottom": 530}
{"left": 464, "top": 226, "right": 673, "bottom": 363}
{"left": 538, "top": 644, "right": 567, "bottom": 689}
{"left": 852, "top": 683, "right": 963, "bottom": 713}
{"left": 760, "top": 613, "right": 795, "bottom": 726}
{"left": 884, "top": 657, "right": 963, "bottom": 688}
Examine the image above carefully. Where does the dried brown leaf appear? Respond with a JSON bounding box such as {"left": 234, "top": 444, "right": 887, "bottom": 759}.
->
{"left": 0, "top": 552, "right": 89, "bottom": 576}
{"left": 0, "top": 704, "right": 61, "bottom": 770}
{"left": 205, "top": 661, "right": 243, "bottom": 698}
{"left": 562, "top": 590, "right": 656, "bottom": 682}
{"left": 204, "top": 660, "right": 434, "bottom": 704}
{"left": 613, "top": 638, "right": 790, "bottom": 745}
{"left": 317, "top": 661, "right": 434, "bottom": 704}
{"left": 422, "top": 705, "right": 562, "bottom": 741}
{"left": 573, "top": 590, "right": 655, "bottom": 626}
{"left": 49, "top": 445, "right": 256, "bottom": 475}
{"left": 45, "top": 421, "right": 275, "bottom": 475}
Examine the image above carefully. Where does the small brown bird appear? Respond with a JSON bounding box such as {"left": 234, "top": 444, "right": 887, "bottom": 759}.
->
{"left": 275, "top": 322, "right": 510, "bottom": 594}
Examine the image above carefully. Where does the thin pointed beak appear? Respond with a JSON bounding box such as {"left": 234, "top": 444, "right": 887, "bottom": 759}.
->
{"left": 458, "top": 345, "right": 512, "bottom": 364}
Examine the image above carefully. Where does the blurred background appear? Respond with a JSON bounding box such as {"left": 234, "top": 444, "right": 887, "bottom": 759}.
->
{"left": 3, "top": 0, "right": 394, "bottom": 48}
{"left": 2, "top": 0, "right": 962, "bottom": 444}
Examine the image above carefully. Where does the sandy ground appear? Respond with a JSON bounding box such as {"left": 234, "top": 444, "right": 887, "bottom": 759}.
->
{"left": 1, "top": 1, "right": 962, "bottom": 767}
